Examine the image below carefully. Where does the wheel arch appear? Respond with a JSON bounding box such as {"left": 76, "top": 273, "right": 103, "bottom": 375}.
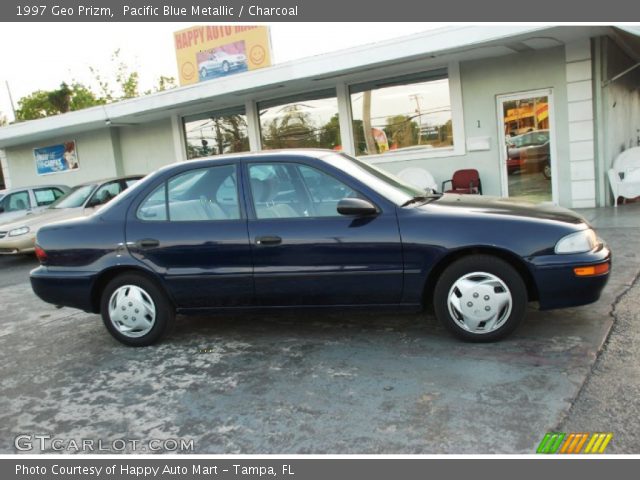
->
{"left": 422, "top": 246, "right": 539, "bottom": 307}
{"left": 90, "top": 266, "right": 174, "bottom": 314}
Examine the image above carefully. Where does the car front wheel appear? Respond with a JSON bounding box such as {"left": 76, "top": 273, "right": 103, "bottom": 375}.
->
{"left": 100, "top": 273, "right": 175, "bottom": 347}
{"left": 433, "top": 255, "right": 527, "bottom": 342}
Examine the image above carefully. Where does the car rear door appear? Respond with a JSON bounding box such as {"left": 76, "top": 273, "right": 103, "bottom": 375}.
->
{"left": 125, "top": 162, "right": 253, "bottom": 309}
{"left": 243, "top": 157, "right": 403, "bottom": 307}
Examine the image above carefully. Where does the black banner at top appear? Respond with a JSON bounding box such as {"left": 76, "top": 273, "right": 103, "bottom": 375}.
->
{"left": 2, "top": 0, "right": 640, "bottom": 21}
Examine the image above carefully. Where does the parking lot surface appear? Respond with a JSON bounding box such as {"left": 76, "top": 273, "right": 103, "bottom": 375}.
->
{"left": 0, "top": 204, "right": 638, "bottom": 454}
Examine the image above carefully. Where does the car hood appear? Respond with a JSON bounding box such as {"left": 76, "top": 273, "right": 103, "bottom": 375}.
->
{"left": 419, "top": 194, "right": 587, "bottom": 226}
{"left": 0, "top": 207, "right": 86, "bottom": 232}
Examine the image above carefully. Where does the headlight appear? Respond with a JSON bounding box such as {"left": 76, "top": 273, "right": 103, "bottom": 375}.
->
{"left": 554, "top": 229, "right": 598, "bottom": 254}
{"left": 8, "top": 226, "right": 30, "bottom": 237}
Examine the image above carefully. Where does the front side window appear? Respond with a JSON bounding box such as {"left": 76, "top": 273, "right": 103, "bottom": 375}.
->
{"left": 184, "top": 109, "right": 250, "bottom": 159}
{"left": 249, "top": 163, "right": 358, "bottom": 219}
{"left": 259, "top": 92, "right": 341, "bottom": 150}
{"left": 350, "top": 72, "right": 453, "bottom": 156}
{"left": 89, "top": 181, "right": 123, "bottom": 207}
{"left": 137, "top": 164, "right": 240, "bottom": 222}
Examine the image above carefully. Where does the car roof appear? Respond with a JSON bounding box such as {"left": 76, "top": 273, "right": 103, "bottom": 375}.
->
{"left": 74, "top": 175, "right": 145, "bottom": 188}
{"left": 164, "top": 149, "right": 336, "bottom": 171}
{"left": 0, "top": 184, "right": 69, "bottom": 194}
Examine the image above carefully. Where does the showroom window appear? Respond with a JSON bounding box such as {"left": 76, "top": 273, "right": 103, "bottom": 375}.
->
{"left": 259, "top": 90, "right": 341, "bottom": 150}
{"left": 349, "top": 69, "right": 454, "bottom": 156}
{"left": 183, "top": 108, "right": 250, "bottom": 159}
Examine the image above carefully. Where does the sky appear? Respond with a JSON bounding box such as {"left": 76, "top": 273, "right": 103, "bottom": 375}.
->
{"left": 0, "top": 23, "right": 444, "bottom": 122}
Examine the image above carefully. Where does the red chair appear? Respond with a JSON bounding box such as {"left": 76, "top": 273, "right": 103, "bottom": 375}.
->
{"left": 441, "top": 169, "right": 482, "bottom": 194}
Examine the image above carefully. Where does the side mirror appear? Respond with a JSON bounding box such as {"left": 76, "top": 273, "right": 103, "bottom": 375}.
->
{"left": 337, "top": 198, "right": 378, "bottom": 216}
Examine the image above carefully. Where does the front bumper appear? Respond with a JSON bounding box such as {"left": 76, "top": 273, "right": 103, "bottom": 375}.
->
{"left": 530, "top": 244, "right": 611, "bottom": 310}
{"left": 30, "top": 266, "right": 96, "bottom": 312}
{"left": 0, "top": 233, "right": 36, "bottom": 254}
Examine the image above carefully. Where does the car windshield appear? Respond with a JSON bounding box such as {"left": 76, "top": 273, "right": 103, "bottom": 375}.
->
{"left": 325, "top": 153, "right": 426, "bottom": 205}
{"left": 49, "top": 184, "right": 96, "bottom": 209}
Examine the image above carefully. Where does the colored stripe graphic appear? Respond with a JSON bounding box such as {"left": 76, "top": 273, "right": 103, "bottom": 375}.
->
{"left": 537, "top": 433, "right": 613, "bottom": 454}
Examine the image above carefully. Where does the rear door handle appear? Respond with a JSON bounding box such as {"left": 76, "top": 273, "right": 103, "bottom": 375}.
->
{"left": 136, "top": 238, "right": 160, "bottom": 249}
{"left": 255, "top": 235, "right": 282, "bottom": 246}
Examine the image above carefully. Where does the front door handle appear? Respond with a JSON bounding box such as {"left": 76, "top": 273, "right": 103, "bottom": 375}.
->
{"left": 256, "top": 235, "right": 282, "bottom": 246}
{"left": 136, "top": 238, "right": 160, "bottom": 249}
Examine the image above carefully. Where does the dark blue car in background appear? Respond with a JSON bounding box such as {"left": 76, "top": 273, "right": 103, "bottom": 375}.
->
{"left": 30, "top": 150, "right": 611, "bottom": 346}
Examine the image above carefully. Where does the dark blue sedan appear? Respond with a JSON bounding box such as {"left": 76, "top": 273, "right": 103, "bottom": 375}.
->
{"left": 30, "top": 150, "right": 611, "bottom": 346}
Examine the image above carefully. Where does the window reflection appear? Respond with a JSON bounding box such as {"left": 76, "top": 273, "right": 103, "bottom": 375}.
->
{"left": 184, "top": 111, "right": 250, "bottom": 159}
{"left": 350, "top": 77, "right": 453, "bottom": 156}
{"left": 259, "top": 95, "right": 341, "bottom": 150}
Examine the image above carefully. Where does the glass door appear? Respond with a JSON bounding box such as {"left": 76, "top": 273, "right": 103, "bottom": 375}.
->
{"left": 497, "top": 90, "right": 556, "bottom": 203}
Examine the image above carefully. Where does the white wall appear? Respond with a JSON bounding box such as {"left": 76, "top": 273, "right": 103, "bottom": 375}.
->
{"left": 4, "top": 129, "right": 118, "bottom": 188}
{"left": 603, "top": 38, "right": 640, "bottom": 168}
{"left": 118, "top": 119, "right": 177, "bottom": 176}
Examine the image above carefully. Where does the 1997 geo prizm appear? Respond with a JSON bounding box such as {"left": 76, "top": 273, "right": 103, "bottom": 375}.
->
{"left": 30, "top": 150, "right": 611, "bottom": 346}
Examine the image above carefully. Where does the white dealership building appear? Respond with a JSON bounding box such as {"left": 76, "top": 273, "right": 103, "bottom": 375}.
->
{"left": 1, "top": 25, "right": 639, "bottom": 207}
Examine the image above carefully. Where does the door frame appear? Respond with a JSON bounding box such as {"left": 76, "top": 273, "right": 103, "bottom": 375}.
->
{"left": 496, "top": 88, "right": 559, "bottom": 204}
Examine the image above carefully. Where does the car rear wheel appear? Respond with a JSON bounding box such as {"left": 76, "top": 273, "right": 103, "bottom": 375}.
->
{"left": 222, "top": 61, "right": 230, "bottom": 73}
{"left": 100, "top": 273, "right": 175, "bottom": 347}
{"left": 200, "top": 67, "right": 207, "bottom": 79}
{"left": 433, "top": 255, "right": 527, "bottom": 342}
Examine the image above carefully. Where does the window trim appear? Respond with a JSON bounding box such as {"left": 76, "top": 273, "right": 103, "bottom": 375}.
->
{"left": 345, "top": 61, "right": 466, "bottom": 165}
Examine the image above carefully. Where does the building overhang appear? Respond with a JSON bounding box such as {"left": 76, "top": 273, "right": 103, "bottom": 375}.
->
{"left": 0, "top": 24, "right": 627, "bottom": 149}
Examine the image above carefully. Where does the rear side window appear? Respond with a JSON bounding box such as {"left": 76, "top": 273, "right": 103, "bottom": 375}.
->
{"left": 34, "top": 187, "right": 65, "bottom": 206}
{"left": 137, "top": 164, "right": 240, "bottom": 222}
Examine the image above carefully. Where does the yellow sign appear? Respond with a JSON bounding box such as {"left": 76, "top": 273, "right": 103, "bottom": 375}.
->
{"left": 174, "top": 25, "right": 272, "bottom": 86}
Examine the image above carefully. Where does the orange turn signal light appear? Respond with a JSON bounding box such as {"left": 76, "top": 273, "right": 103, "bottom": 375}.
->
{"left": 574, "top": 263, "right": 609, "bottom": 277}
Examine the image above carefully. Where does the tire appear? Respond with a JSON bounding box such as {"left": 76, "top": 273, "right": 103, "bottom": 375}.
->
{"left": 433, "top": 255, "right": 527, "bottom": 342}
{"left": 543, "top": 162, "right": 552, "bottom": 180}
{"left": 222, "top": 61, "right": 230, "bottom": 73}
{"left": 100, "top": 273, "right": 175, "bottom": 347}
{"left": 200, "top": 67, "right": 207, "bottom": 80}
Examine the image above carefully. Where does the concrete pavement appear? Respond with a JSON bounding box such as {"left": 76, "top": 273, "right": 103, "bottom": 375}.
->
{"left": 0, "top": 204, "right": 638, "bottom": 454}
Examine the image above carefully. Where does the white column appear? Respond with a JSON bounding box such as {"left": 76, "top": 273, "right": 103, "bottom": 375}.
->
{"left": 565, "top": 39, "right": 596, "bottom": 208}
{"left": 0, "top": 148, "right": 10, "bottom": 189}
{"left": 171, "top": 114, "right": 187, "bottom": 162}
{"left": 245, "top": 99, "right": 262, "bottom": 152}
{"left": 336, "top": 82, "right": 355, "bottom": 155}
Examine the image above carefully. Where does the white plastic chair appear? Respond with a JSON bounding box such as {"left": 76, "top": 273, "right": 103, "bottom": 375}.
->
{"left": 397, "top": 167, "right": 438, "bottom": 193}
{"left": 608, "top": 146, "right": 640, "bottom": 206}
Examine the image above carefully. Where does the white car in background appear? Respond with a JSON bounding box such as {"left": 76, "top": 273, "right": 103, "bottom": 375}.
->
{"left": 0, "top": 184, "right": 69, "bottom": 225}
{"left": 199, "top": 51, "right": 247, "bottom": 78}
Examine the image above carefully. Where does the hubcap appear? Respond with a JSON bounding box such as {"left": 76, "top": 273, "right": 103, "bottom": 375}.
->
{"left": 108, "top": 285, "right": 156, "bottom": 338}
{"left": 447, "top": 272, "right": 512, "bottom": 334}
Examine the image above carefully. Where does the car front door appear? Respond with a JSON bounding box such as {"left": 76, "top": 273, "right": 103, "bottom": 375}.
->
{"left": 126, "top": 162, "right": 253, "bottom": 309}
{"left": 243, "top": 158, "right": 403, "bottom": 306}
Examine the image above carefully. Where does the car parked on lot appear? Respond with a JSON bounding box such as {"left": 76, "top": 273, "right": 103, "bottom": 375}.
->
{"left": 30, "top": 150, "right": 610, "bottom": 346}
{"left": 199, "top": 51, "right": 247, "bottom": 79}
{"left": 0, "top": 184, "right": 69, "bottom": 225}
{"left": 507, "top": 129, "right": 551, "bottom": 179}
{"left": 0, "top": 176, "right": 142, "bottom": 254}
